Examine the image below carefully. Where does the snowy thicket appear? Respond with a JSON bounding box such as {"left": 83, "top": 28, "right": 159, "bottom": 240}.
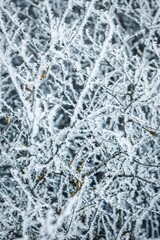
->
{"left": 0, "top": 0, "right": 160, "bottom": 239}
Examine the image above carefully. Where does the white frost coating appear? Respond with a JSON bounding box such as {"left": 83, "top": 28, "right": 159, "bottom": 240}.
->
{"left": 30, "top": 98, "right": 42, "bottom": 142}
{"left": 1, "top": 0, "right": 160, "bottom": 239}
{"left": 71, "top": 15, "right": 115, "bottom": 125}
{"left": 46, "top": 195, "right": 77, "bottom": 237}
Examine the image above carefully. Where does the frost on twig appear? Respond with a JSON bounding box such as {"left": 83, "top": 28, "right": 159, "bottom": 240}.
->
{"left": 0, "top": 0, "right": 160, "bottom": 239}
